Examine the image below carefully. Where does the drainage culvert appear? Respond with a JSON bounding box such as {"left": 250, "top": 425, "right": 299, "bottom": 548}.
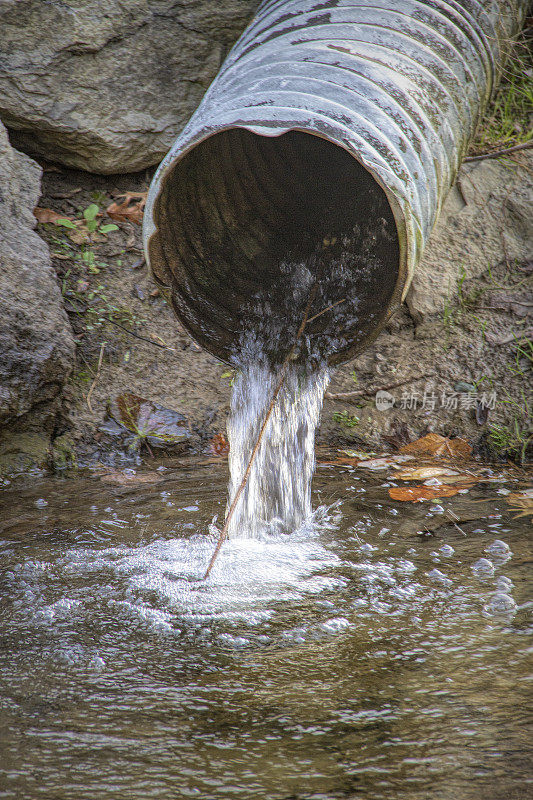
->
{"left": 143, "top": 0, "right": 527, "bottom": 366}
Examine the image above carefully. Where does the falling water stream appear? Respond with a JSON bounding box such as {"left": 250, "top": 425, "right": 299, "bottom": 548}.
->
{"left": 226, "top": 364, "right": 330, "bottom": 539}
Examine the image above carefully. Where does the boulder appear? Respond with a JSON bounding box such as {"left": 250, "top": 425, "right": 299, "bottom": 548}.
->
{"left": 0, "top": 121, "right": 75, "bottom": 448}
{"left": 407, "top": 153, "right": 533, "bottom": 321}
{"left": 0, "top": 0, "right": 258, "bottom": 174}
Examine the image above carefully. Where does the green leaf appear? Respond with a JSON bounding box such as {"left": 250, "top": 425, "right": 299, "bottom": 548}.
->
{"left": 99, "top": 224, "right": 119, "bottom": 234}
{"left": 83, "top": 204, "right": 99, "bottom": 222}
{"left": 86, "top": 219, "right": 98, "bottom": 233}
{"left": 56, "top": 218, "right": 77, "bottom": 229}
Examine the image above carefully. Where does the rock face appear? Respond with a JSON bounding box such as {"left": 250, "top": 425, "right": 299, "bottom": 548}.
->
{"left": 0, "top": 0, "right": 258, "bottom": 174}
{"left": 408, "top": 153, "right": 533, "bottom": 321}
{"left": 0, "top": 122, "right": 75, "bottom": 447}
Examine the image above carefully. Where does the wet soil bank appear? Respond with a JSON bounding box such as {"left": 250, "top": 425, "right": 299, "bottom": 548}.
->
{"left": 1, "top": 151, "right": 532, "bottom": 476}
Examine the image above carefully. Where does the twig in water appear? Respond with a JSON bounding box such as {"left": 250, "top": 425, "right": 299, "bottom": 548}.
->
{"left": 463, "top": 140, "right": 533, "bottom": 163}
{"left": 202, "top": 260, "right": 326, "bottom": 580}
{"left": 86, "top": 341, "right": 106, "bottom": 413}
{"left": 307, "top": 298, "right": 346, "bottom": 324}
{"left": 445, "top": 509, "right": 467, "bottom": 536}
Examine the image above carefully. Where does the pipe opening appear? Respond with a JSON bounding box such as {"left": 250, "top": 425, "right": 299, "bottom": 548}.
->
{"left": 149, "top": 129, "right": 401, "bottom": 367}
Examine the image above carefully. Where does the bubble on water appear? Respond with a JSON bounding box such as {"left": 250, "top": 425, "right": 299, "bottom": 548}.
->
{"left": 472, "top": 558, "right": 495, "bottom": 577}
{"left": 35, "top": 498, "right": 48, "bottom": 508}
{"left": 89, "top": 655, "right": 106, "bottom": 671}
{"left": 359, "top": 542, "right": 378, "bottom": 554}
{"left": 440, "top": 545, "right": 455, "bottom": 557}
{"left": 485, "top": 540, "right": 512, "bottom": 561}
{"left": 426, "top": 568, "right": 452, "bottom": 587}
{"left": 483, "top": 592, "right": 517, "bottom": 616}
{"left": 320, "top": 617, "right": 351, "bottom": 634}
{"left": 495, "top": 575, "right": 514, "bottom": 592}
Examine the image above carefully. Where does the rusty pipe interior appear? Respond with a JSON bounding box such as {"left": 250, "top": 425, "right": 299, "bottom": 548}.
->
{"left": 148, "top": 128, "right": 402, "bottom": 367}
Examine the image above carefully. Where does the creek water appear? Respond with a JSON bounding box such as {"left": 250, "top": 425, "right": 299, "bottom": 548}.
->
{"left": 0, "top": 461, "right": 531, "bottom": 800}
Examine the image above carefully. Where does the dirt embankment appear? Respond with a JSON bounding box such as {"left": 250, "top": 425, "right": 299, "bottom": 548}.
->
{"left": 6, "top": 149, "right": 524, "bottom": 475}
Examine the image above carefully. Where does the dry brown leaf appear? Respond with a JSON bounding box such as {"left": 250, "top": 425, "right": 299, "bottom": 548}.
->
{"left": 318, "top": 457, "right": 361, "bottom": 466}
{"left": 106, "top": 191, "right": 147, "bottom": 224}
{"left": 506, "top": 489, "right": 533, "bottom": 519}
{"left": 209, "top": 433, "right": 230, "bottom": 457}
{"left": 389, "top": 485, "right": 460, "bottom": 502}
{"left": 399, "top": 433, "right": 472, "bottom": 459}
{"left": 34, "top": 207, "right": 72, "bottom": 224}
{"left": 394, "top": 466, "right": 459, "bottom": 481}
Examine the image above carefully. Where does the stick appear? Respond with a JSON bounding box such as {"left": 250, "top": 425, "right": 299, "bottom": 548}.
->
{"left": 102, "top": 316, "right": 177, "bottom": 351}
{"left": 463, "top": 140, "right": 533, "bottom": 163}
{"left": 86, "top": 341, "right": 106, "bottom": 413}
{"left": 325, "top": 374, "right": 432, "bottom": 402}
{"left": 306, "top": 298, "right": 346, "bottom": 324}
{"left": 202, "top": 268, "right": 322, "bottom": 580}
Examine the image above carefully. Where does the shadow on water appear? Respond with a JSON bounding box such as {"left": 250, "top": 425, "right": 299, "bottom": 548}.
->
{"left": 0, "top": 461, "right": 531, "bottom": 800}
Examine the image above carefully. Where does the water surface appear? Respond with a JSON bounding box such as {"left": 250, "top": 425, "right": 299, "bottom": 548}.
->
{"left": 0, "top": 462, "right": 531, "bottom": 799}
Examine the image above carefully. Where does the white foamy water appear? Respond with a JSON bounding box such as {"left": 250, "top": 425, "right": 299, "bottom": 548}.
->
{"left": 226, "top": 364, "right": 330, "bottom": 539}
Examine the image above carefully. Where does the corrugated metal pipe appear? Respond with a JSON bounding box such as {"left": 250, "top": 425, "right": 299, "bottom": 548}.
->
{"left": 143, "top": 0, "right": 527, "bottom": 367}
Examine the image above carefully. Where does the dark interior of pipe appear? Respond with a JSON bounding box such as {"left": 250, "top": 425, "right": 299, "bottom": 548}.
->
{"left": 150, "top": 129, "right": 401, "bottom": 367}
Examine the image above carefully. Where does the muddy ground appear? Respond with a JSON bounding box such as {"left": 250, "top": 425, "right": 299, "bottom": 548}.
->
{"left": 31, "top": 155, "right": 532, "bottom": 473}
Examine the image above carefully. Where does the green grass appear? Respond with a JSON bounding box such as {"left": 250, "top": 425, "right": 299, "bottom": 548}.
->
{"left": 333, "top": 410, "right": 360, "bottom": 428}
{"left": 471, "top": 30, "right": 533, "bottom": 154}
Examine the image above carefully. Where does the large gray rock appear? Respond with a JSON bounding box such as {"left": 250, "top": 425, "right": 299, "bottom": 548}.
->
{"left": 0, "top": 0, "right": 258, "bottom": 174}
{"left": 0, "top": 121, "right": 75, "bottom": 439}
{"left": 407, "top": 153, "right": 533, "bottom": 321}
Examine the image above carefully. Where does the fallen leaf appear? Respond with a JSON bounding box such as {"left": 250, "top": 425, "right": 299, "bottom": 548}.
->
{"left": 339, "top": 449, "right": 377, "bottom": 459}
{"left": 358, "top": 454, "right": 414, "bottom": 470}
{"left": 395, "top": 466, "right": 459, "bottom": 481}
{"left": 34, "top": 207, "right": 73, "bottom": 224}
{"left": 108, "top": 393, "right": 190, "bottom": 449}
{"left": 389, "top": 485, "right": 460, "bottom": 502}
{"left": 106, "top": 191, "right": 147, "bottom": 224}
{"left": 209, "top": 433, "right": 230, "bottom": 457}
{"left": 100, "top": 470, "right": 162, "bottom": 485}
{"left": 506, "top": 489, "right": 533, "bottom": 519}
{"left": 399, "top": 433, "right": 472, "bottom": 459}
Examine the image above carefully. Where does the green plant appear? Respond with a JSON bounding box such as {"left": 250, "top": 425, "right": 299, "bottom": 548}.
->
{"left": 488, "top": 386, "right": 532, "bottom": 464}
{"left": 57, "top": 203, "right": 118, "bottom": 237}
{"left": 333, "top": 410, "right": 360, "bottom": 427}
{"left": 471, "top": 32, "right": 533, "bottom": 152}
{"left": 488, "top": 419, "right": 531, "bottom": 465}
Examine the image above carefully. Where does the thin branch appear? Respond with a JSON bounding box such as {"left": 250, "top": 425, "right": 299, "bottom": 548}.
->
{"left": 325, "top": 374, "right": 432, "bottom": 402}
{"left": 307, "top": 298, "right": 346, "bottom": 323}
{"left": 485, "top": 327, "right": 533, "bottom": 345}
{"left": 102, "top": 316, "right": 177, "bottom": 352}
{"left": 86, "top": 341, "right": 106, "bottom": 413}
{"left": 202, "top": 266, "right": 323, "bottom": 580}
{"left": 464, "top": 140, "right": 533, "bottom": 163}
